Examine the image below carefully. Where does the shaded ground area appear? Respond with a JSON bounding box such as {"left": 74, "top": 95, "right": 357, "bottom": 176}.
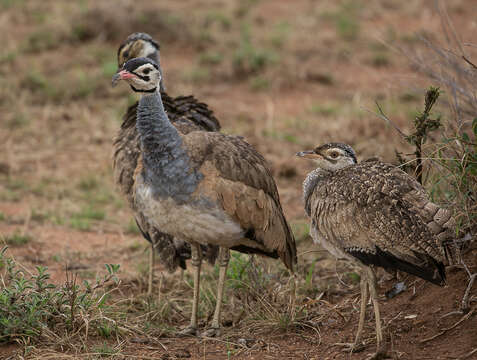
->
{"left": 0, "top": 0, "right": 476, "bottom": 359}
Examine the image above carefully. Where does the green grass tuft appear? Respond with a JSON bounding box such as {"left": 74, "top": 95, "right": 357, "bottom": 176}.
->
{"left": 125, "top": 219, "right": 141, "bottom": 235}
{"left": 199, "top": 51, "right": 224, "bottom": 65}
{"left": 2, "top": 232, "right": 31, "bottom": 246}
{"left": 0, "top": 248, "right": 120, "bottom": 345}
{"left": 309, "top": 104, "right": 340, "bottom": 117}
{"left": 69, "top": 218, "right": 91, "bottom": 232}
{"left": 233, "top": 22, "right": 278, "bottom": 75}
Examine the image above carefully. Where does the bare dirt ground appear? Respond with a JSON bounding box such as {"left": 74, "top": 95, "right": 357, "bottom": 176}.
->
{"left": 0, "top": 0, "right": 476, "bottom": 359}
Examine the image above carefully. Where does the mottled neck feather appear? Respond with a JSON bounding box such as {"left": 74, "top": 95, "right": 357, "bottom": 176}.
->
{"left": 136, "top": 91, "right": 202, "bottom": 203}
{"left": 303, "top": 168, "right": 331, "bottom": 216}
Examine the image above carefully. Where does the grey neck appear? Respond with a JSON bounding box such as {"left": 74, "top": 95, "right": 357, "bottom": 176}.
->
{"left": 303, "top": 168, "right": 330, "bottom": 216}
{"left": 136, "top": 90, "right": 202, "bottom": 203}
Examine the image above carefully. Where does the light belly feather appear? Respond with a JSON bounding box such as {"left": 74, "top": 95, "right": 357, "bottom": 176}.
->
{"left": 136, "top": 183, "right": 244, "bottom": 246}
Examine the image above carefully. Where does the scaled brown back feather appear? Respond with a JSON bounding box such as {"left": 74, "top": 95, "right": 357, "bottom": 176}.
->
{"left": 305, "top": 160, "right": 453, "bottom": 284}
{"left": 183, "top": 131, "right": 297, "bottom": 270}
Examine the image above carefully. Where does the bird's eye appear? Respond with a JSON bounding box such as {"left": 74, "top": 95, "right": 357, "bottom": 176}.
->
{"left": 123, "top": 50, "right": 129, "bottom": 58}
{"left": 329, "top": 152, "right": 339, "bottom": 159}
{"left": 143, "top": 68, "right": 151, "bottom": 74}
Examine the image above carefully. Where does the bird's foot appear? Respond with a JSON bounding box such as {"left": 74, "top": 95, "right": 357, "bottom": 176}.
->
{"left": 334, "top": 341, "right": 366, "bottom": 353}
{"left": 177, "top": 326, "right": 198, "bottom": 337}
{"left": 201, "top": 327, "right": 221, "bottom": 338}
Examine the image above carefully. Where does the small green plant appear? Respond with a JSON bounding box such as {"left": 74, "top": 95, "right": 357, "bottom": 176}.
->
{"left": 249, "top": 76, "right": 270, "bottom": 91}
{"left": 75, "top": 207, "right": 105, "bottom": 221}
{"left": 25, "top": 29, "right": 58, "bottom": 53}
{"left": 0, "top": 212, "right": 5, "bottom": 221}
{"left": 199, "top": 51, "right": 224, "bottom": 65}
{"left": 102, "top": 60, "right": 118, "bottom": 78}
{"left": 31, "top": 209, "right": 50, "bottom": 223}
{"left": 0, "top": 51, "right": 16, "bottom": 64}
{"left": 309, "top": 103, "right": 340, "bottom": 117}
{"left": 71, "top": 71, "right": 98, "bottom": 99}
{"left": 182, "top": 67, "right": 210, "bottom": 83}
{"left": 334, "top": 1, "right": 360, "bottom": 41}
{"left": 93, "top": 342, "right": 117, "bottom": 357}
{"left": 291, "top": 221, "right": 310, "bottom": 244}
{"left": 376, "top": 86, "right": 442, "bottom": 184}
{"left": 404, "top": 87, "right": 442, "bottom": 184}
{"left": 305, "top": 259, "right": 316, "bottom": 289}
{"left": 125, "top": 219, "right": 141, "bottom": 235}
{"left": 69, "top": 218, "right": 91, "bottom": 231}
{"left": 5, "top": 178, "right": 27, "bottom": 191}
{"left": 22, "top": 71, "right": 58, "bottom": 100}
{"left": 270, "top": 21, "right": 290, "bottom": 48}
{"left": 370, "top": 53, "right": 391, "bottom": 67}
{"left": 233, "top": 23, "right": 278, "bottom": 75}
{"left": 2, "top": 232, "right": 31, "bottom": 246}
{"left": 51, "top": 254, "right": 62, "bottom": 263}
{"left": 7, "top": 112, "right": 29, "bottom": 129}
{"left": 69, "top": 205, "right": 105, "bottom": 232}
{"left": 0, "top": 0, "right": 24, "bottom": 10}
{"left": 225, "top": 252, "right": 252, "bottom": 290}
{"left": 128, "top": 241, "right": 142, "bottom": 252}
{"left": 346, "top": 272, "right": 361, "bottom": 284}
{"left": 205, "top": 10, "right": 231, "bottom": 30}
{"left": 0, "top": 247, "right": 120, "bottom": 345}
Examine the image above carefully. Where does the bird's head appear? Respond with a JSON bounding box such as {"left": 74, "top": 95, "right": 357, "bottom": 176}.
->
{"left": 111, "top": 57, "right": 161, "bottom": 93}
{"left": 117, "top": 32, "right": 159, "bottom": 68}
{"left": 296, "top": 142, "right": 357, "bottom": 171}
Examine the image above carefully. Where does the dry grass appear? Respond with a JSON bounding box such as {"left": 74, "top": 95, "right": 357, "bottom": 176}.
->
{"left": 0, "top": 0, "right": 476, "bottom": 358}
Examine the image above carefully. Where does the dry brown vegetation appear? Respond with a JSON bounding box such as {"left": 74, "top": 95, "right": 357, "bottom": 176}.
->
{"left": 0, "top": 0, "right": 476, "bottom": 359}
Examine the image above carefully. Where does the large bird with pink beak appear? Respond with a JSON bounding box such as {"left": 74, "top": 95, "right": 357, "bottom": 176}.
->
{"left": 112, "top": 33, "right": 220, "bottom": 296}
{"left": 112, "top": 57, "right": 297, "bottom": 337}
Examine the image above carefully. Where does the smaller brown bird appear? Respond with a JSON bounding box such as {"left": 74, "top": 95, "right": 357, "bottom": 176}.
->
{"left": 297, "top": 143, "right": 454, "bottom": 355}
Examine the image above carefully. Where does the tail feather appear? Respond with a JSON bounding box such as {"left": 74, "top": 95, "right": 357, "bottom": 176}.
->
{"left": 348, "top": 246, "right": 446, "bottom": 286}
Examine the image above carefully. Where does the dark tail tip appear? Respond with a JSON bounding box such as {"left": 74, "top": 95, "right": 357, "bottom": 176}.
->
{"left": 348, "top": 246, "right": 446, "bottom": 286}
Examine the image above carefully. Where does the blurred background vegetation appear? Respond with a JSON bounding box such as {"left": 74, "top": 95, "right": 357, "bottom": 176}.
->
{"left": 0, "top": 0, "right": 475, "bottom": 358}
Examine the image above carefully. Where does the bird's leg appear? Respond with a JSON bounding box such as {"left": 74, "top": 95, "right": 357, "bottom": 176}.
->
{"left": 353, "top": 272, "right": 368, "bottom": 351}
{"left": 179, "top": 242, "right": 202, "bottom": 336}
{"left": 179, "top": 268, "right": 185, "bottom": 284}
{"left": 337, "top": 271, "right": 368, "bottom": 353}
{"left": 147, "top": 242, "right": 155, "bottom": 296}
{"left": 288, "top": 271, "right": 297, "bottom": 322}
{"left": 366, "top": 267, "right": 388, "bottom": 358}
{"left": 202, "top": 247, "right": 229, "bottom": 337}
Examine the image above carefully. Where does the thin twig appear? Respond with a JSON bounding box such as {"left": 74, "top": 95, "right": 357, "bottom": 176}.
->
{"left": 462, "top": 56, "right": 477, "bottom": 70}
{"left": 420, "top": 306, "right": 475, "bottom": 343}
{"left": 362, "top": 103, "right": 408, "bottom": 138}
{"left": 457, "top": 348, "right": 477, "bottom": 360}
{"left": 461, "top": 273, "right": 476, "bottom": 312}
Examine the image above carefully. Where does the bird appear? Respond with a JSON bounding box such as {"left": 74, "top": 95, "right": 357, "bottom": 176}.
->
{"left": 113, "top": 33, "right": 221, "bottom": 294}
{"left": 297, "top": 142, "right": 454, "bottom": 355}
{"left": 112, "top": 57, "right": 297, "bottom": 337}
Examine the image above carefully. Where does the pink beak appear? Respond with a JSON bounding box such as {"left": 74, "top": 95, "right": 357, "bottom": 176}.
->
{"left": 111, "top": 70, "right": 136, "bottom": 87}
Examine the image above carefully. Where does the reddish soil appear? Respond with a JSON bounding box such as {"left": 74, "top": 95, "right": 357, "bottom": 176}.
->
{"left": 1, "top": 0, "right": 476, "bottom": 359}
